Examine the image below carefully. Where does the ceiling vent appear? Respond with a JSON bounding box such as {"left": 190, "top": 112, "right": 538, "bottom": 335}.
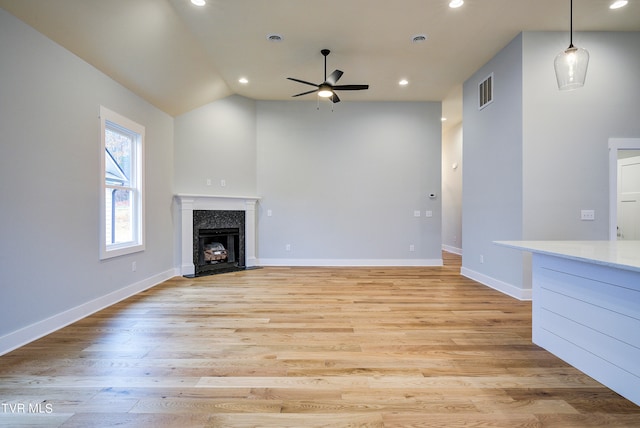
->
{"left": 478, "top": 73, "right": 493, "bottom": 110}
{"left": 266, "top": 34, "right": 283, "bottom": 42}
{"left": 411, "top": 34, "right": 428, "bottom": 43}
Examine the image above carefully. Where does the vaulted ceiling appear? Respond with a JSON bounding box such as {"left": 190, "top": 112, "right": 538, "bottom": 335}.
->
{"left": 1, "top": 0, "right": 639, "bottom": 128}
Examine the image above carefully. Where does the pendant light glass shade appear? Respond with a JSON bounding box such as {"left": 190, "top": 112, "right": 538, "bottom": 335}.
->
{"left": 554, "top": 0, "right": 589, "bottom": 90}
{"left": 554, "top": 45, "right": 589, "bottom": 90}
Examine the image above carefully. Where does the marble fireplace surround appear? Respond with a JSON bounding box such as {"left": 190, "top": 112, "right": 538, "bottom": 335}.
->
{"left": 175, "top": 194, "right": 260, "bottom": 276}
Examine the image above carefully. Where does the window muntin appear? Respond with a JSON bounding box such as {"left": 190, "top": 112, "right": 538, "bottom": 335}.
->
{"left": 100, "top": 106, "right": 145, "bottom": 259}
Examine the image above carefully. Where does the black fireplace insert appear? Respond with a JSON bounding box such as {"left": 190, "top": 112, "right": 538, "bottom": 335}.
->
{"left": 192, "top": 210, "right": 246, "bottom": 277}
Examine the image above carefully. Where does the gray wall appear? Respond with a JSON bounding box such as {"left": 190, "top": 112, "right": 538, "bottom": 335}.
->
{"left": 0, "top": 9, "right": 175, "bottom": 346}
{"left": 173, "top": 95, "right": 257, "bottom": 196}
{"left": 522, "top": 31, "right": 640, "bottom": 240}
{"left": 255, "top": 101, "right": 442, "bottom": 264}
{"left": 442, "top": 122, "right": 463, "bottom": 254}
{"left": 462, "top": 34, "right": 525, "bottom": 295}
{"left": 461, "top": 31, "right": 640, "bottom": 298}
{"left": 173, "top": 97, "right": 442, "bottom": 265}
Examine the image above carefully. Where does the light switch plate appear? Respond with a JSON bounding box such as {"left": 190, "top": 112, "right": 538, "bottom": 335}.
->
{"left": 581, "top": 210, "right": 595, "bottom": 221}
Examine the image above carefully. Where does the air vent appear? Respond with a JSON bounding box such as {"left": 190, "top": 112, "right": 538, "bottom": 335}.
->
{"left": 478, "top": 73, "right": 493, "bottom": 110}
{"left": 411, "top": 34, "right": 428, "bottom": 43}
{"left": 266, "top": 34, "right": 283, "bottom": 42}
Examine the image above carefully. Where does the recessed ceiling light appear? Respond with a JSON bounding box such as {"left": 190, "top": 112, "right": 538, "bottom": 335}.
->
{"left": 411, "top": 34, "right": 428, "bottom": 43}
{"left": 399, "top": 79, "right": 409, "bottom": 86}
{"left": 191, "top": 0, "right": 206, "bottom": 6}
{"left": 238, "top": 77, "right": 249, "bottom": 84}
{"left": 449, "top": 0, "right": 464, "bottom": 8}
{"left": 609, "top": 1, "right": 628, "bottom": 9}
{"left": 266, "top": 34, "right": 283, "bottom": 42}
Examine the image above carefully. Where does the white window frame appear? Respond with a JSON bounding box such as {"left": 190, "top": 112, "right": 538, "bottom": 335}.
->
{"left": 99, "top": 106, "right": 145, "bottom": 259}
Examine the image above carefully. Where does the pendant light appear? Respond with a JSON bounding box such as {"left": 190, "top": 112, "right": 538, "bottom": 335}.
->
{"left": 554, "top": 0, "right": 589, "bottom": 90}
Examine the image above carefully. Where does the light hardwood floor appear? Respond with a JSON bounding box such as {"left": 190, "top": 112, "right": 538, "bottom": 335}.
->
{"left": 1, "top": 252, "right": 639, "bottom": 427}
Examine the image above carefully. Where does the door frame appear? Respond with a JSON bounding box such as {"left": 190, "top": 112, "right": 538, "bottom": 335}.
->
{"left": 609, "top": 138, "right": 640, "bottom": 240}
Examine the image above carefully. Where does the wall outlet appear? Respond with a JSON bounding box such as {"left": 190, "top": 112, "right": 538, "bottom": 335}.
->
{"left": 132, "top": 261, "right": 137, "bottom": 272}
{"left": 285, "top": 244, "right": 291, "bottom": 251}
{"left": 206, "top": 178, "right": 211, "bottom": 186}
{"left": 414, "top": 210, "right": 421, "bottom": 217}
{"left": 409, "top": 244, "right": 415, "bottom": 252}
{"left": 425, "top": 210, "right": 433, "bottom": 218}
{"left": 480, "top": 255, "right": 484, "bottom": 264}
{"left": 581, "top": 209, "right": 595, "bottom": 221}
{"left": 220, "top": 179, "right": 226, "bottom": 187}
{"left": 267, "top": 209, "right": 272, "bottom": 217}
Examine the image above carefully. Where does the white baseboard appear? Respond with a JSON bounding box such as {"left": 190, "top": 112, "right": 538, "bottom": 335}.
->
{"left": 181, "top": 263, "right": 195, "bottom": 276}
{"left": 0, "top": 268, "right": 177, "bottom": 356}
{"left": 460, "top": 267, "right": 532, "bottom": 301}
{"left": 258, "top": 258, "right": 443, "bottom": 267}
{"left": 442, "top": 245, "right": 463, "bottom": 255}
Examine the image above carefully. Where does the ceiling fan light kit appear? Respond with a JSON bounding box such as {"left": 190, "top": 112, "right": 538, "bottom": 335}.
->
{"left": 317, "top": 85, "right": 333, "bottom": 98}
{"left": 554, "top": 0, "right": 589, "bottom": 90}
{"left": 609, "top": 1, "right": 628, "bottom": 9}
{"left": 287, "top": 49, "right": 369, "bottom": 104}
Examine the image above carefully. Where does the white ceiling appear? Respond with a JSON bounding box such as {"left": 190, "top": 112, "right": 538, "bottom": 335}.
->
{"left": 1, "top": 0, "right": 639, "bottom": 128}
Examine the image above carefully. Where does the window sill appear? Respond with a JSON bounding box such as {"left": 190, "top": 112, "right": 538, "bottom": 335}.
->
{"left": 100, "top": 243, "right": 145, "bottom": 260}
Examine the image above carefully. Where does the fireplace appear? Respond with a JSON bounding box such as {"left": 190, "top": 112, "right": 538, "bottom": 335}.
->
{"left": 198, "top": 227, "right": 239, "bottom": 268}
{"left": 174, "top": 194, "right": 259, "bottom": 277}
{"left": 193, "top": 210, "right": 245, "bottom": 277}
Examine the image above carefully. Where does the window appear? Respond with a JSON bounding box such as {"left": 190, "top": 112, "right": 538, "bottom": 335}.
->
{"left": 100, "top": 106, "right": 145, "bottom": 259}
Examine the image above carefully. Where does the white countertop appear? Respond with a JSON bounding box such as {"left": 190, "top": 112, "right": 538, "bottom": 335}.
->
{"left": 495, "top": 240, "right": 640, "bottom": 273}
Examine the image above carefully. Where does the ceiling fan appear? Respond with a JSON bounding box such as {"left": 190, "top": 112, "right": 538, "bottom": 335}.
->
{"left": 287, "top": 49, "right": 369, "bottom": 103}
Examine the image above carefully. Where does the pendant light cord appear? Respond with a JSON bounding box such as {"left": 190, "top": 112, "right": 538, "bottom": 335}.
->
{"left": 569, "top": 0, "right": 574, "bottom": 48}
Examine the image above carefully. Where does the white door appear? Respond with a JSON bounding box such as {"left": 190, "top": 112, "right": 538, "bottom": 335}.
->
{"left": 617, "top": 156, "right": 640, "bottom": 240}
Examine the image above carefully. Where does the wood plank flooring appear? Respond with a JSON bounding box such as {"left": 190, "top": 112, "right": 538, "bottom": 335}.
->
{"left": 1, "top": 252, "right": 639, "bottom": 427}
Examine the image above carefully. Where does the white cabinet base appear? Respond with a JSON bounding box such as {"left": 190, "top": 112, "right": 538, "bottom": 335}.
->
{"left": 496, "top": 241, "right": 640, "bottom": 407}
{"left": 533, "top": 254, "right": 640, "bottom": 405}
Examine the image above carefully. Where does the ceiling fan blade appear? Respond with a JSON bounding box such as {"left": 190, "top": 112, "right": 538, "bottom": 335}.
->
{"left": 287, "top": 77, "right": 319, "bottom": 87}
{"left": 292, "top": 89, "right": 319, "bottom": 97}
{"left": 326, "top": 69, "right": 343, "bottom": 85}
{"left": 333, "top": 84, "right": 369, "bottom": 91}
{"left": 331, "top": 92, "right": 341, "bottom": 103}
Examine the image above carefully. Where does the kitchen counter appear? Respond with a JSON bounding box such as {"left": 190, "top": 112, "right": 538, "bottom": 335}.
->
{"left": 495, "top": 240, "right": 640, "bottom": 273}
{"left": 495, "top": 240, "right": 640, "bottom": 406}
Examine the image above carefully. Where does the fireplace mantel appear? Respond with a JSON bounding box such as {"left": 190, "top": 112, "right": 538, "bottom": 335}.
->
{"left": 174, "top": 194, "right": 260, "bottom": 276}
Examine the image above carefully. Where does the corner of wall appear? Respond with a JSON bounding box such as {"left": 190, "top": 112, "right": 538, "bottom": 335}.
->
{"left": 460, "top": 267, "right": 531, "bottom": 301}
